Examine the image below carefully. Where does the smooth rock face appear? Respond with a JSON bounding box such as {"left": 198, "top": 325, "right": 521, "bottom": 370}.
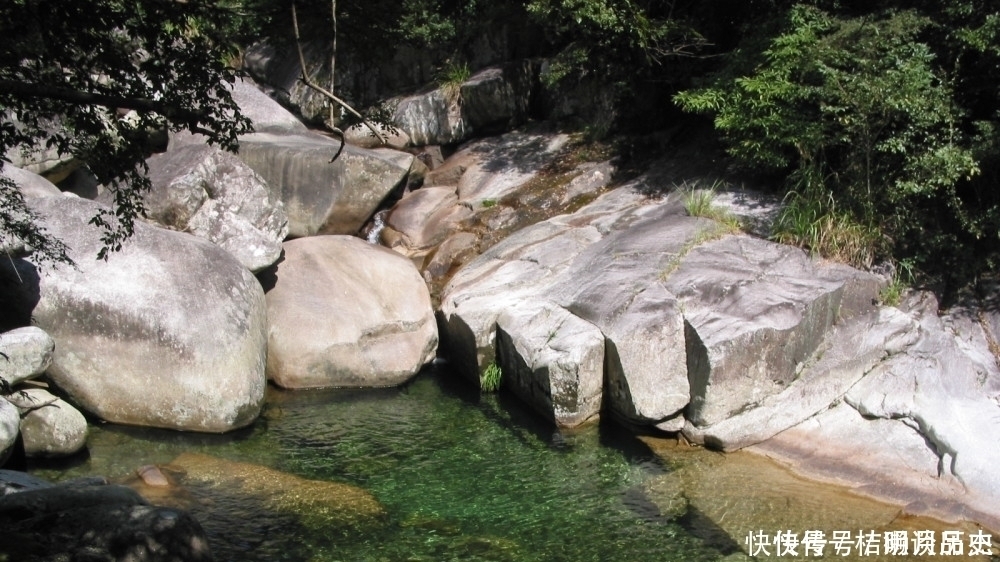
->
{"left": 664, "top": 235, "right": 880, "bottom": 428}
{"left": 685, "top": 307, "right": 921, "bottom": 451}
{"left": 237, "top": 132, "right": 412, "bottom": 237}
{"left": 0, "top": 327, "right": 55, "bottom": 387}
{"left": 0, "top": 196, "right": 268, "bottom": 433}
{"left": 7, "top": 388, "right": 88, "bottom": 458}
{"left": 143, "top": 144, "right": 289, "bottom": 273}
{"left": 263, "top": 236, "right": 438, "bottom": 388}
{"left": 496, "top": 300, "right": 605, "bottom": 426}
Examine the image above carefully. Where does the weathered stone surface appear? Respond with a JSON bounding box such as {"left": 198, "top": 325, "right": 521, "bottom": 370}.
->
{"left": 752, "top": 292, "right": 1000, "bottom": 532}
{"left": 231, "top": 77, "right": 309, "bottom": 134}
{"left": 263, "top": 236, "right": 438, "bottom": 389}
{"left": 0, "top": 478, "right": 213, "bottom": 562}
{"left": 459, "top": 62, "right": 535, "bottom": 134}
{"left": 496, "top": 300, "right": 605, "bottom": 426}
{"left": 440, "top": 220, "right": 604, "bottom": 384}
{"left": 385, "top": 186, "right": 466, "bottom": 251}
{"left": 237, "top": 132, "right": 412, "bottom": 237}
{"left": 143, "top": 144, "right": 289, "bottom": 272}
{"left": 2, "top": 165, "right": 62, "bottom": 199}
{"left": 0, "top": 327, "right": 55, "bottom": 387}
{"left": 344, "top": 121, "right": 411, "bottom": 149}
{"left": 7, "top": 388, "right": 88, "bottom": 458}
{"left": 685, "top": 307, "right": 920, "bottom": 450}
{"left": 0, "top": 196, "right": 268, "bottom": 433}
{"left": 455, "top": 133, "right": 571, "bottom": 204}
{"left": 663, "top": 235, "right": 881, "bottom": 428}
{"left": 393, "top": 89, "right": 468, "bottom": 146}
{"left": 548, "top": 207, "right": 713, "bottom": 426}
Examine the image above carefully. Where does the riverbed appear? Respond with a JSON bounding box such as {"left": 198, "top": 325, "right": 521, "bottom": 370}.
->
{"left": 27, "top": 367, "right": 995, "bottom": 562}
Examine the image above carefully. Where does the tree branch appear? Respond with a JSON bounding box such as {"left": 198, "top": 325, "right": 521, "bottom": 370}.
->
{"left": 0, "top": 80, "right": 207, "bottom": 124}
{"left": 291, "top": 1, "right": 387, "bottom": 147}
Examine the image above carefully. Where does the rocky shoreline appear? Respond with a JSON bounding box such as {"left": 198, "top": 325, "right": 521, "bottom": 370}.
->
{"left": 2, "top": 61, "right": 999, "bottom": 559}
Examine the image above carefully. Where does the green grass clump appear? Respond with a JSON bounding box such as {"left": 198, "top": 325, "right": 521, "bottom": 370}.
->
{"left": 681, "top": 182, "right": 741, "bottom": 230}
{"left": 480, "top": 362, "right": 502, "bottom": 393}
{"left": 771, "top": 189, "right": 882, "bottom": 269}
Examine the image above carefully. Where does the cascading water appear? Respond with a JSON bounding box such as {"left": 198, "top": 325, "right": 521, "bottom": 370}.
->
{"left": 364, "top": 209, "right": 390, "bottom": 245}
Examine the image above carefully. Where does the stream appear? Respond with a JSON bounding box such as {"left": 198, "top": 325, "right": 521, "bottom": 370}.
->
{"left": 25, "top": 366, "right": 993, "bottom": 562}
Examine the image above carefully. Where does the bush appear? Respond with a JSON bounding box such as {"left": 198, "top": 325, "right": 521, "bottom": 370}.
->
{"left": 675, "top": 4, "right": 996, "bottom": 292}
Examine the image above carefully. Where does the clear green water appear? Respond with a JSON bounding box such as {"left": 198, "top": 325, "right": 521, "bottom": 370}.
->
{"left": 28, "top": 367, "right": 736, "bottom": 562}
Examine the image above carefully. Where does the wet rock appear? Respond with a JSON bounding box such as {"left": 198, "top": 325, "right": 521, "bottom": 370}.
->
{"left": 0, "top": 196, "right": 268, "bottom": 433}
{"left": 0, "top": 326, "right": 55, "bottom": 387}
{"left": 7, "top": 387, "right": 88, "bottom": 458}
{"left": 0, "top": 476, "right": 213, "bottom": 562}
{"left": 263, "top": 235, "right": 438, "bottom": 388}
{"left": 167, "top": 452, "right": 386, "bottom": 531}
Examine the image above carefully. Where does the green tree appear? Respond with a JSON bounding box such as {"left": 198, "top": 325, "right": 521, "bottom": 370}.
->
{"left": 0, "top": 0, "right": 252, "bottom": 263}
{"left": 676, "top": 4, "right": 995, "bottom": 289}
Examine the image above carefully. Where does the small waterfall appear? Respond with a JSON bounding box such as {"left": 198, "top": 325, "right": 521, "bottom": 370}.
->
{"left": 365, "top": 209, "right": 390, "bottom": 245}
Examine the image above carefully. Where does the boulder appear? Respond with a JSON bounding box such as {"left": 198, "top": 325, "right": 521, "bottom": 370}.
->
{"left": 7, "top": 388, "right": 88, "bottom": 458}
{"left": 384, "top": 186, "right": 471, "bottom": 253}
{"left": 0, "top": 196, "right": 268, "bottom": 433}
{"left": 0, "top": 477, "right": 212, "bottom": 561}
{"left": 393, "top": 89, "right": 468, "bottom": 147}
{"left": 237, "top": 132, "right": 412, "bottom": 237}
{"left": 662, "top": 235, "right": 881, "bottom": 428}
{"left": 547, "top": 208, "right": 715, "bottom": 427}
{"left": 752, "top": 292, "right": 1000, "bottom": 532}
{"left": 496, "top": 300, "right": 605, "bottom": 426}
{"left": 230, "top": 76, "right": 310, "bottom": 134}
{"left": 684, "top": 307, "right": 920, "bottom": 450}
{"left": 392, "top": 63, "right": 536, "bottom": 147}
{"left": 0, "top": 327, "right": 55, "bottom": 387}
{"left": 142, "top": 144, "right": 289, "bottom": 272}
{"left": 263, "top": 236, "right": 438, "bottom": 388}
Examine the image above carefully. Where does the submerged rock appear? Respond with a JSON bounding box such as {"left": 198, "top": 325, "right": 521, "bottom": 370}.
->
{"left": 0, "top": 475, "right": 213, "bottom": 562}
{"left": 166, "top": 452, "right": 386, "bottom": 531}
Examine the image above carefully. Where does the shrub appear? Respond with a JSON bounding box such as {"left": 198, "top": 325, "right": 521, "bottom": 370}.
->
{"left": 480, "top": 362, "right": 502, "bottom": 393}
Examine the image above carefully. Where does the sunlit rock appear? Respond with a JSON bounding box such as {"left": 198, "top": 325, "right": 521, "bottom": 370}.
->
{"left": 263, "top": 235, "right": 438, "bottom": 389}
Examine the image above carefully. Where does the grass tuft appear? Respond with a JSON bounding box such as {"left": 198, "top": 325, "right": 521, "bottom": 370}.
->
{"left": 481, "top": 361, "right": 502, "bottom": 393}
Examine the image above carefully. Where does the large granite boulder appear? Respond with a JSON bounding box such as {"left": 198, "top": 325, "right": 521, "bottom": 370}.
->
{"left": 0, "top": 196, "right": 268, "bottom": 433}
{"left": 392, "top": 63, "right": 536, "bottom": 147}
{"left": 142, "top": 144, "right": 289, "bottom": 272}
{"left": 441, "top": 178, "right": 880, "bottom": 429}
{"left": 263, "top": 235, "right": 438, "bottom": 388}
{"left": 237, "top": 132, "right": 412, "bottom": 237}
{"left": 663, "top": 235, "right": 881, "bottom": 429}
{"left": 750, "top": 291, "right": 1000, "bottom": 532}
{"left": 0, "top": 327, "right": 55, "bottom": 387}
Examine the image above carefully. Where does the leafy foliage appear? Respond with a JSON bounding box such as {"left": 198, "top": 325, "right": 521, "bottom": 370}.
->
{"left": 0, "top": 0, "right": 253, "bottom": 262}
{"left": 675, "top": 3, "right": 999, "bottom": 291}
